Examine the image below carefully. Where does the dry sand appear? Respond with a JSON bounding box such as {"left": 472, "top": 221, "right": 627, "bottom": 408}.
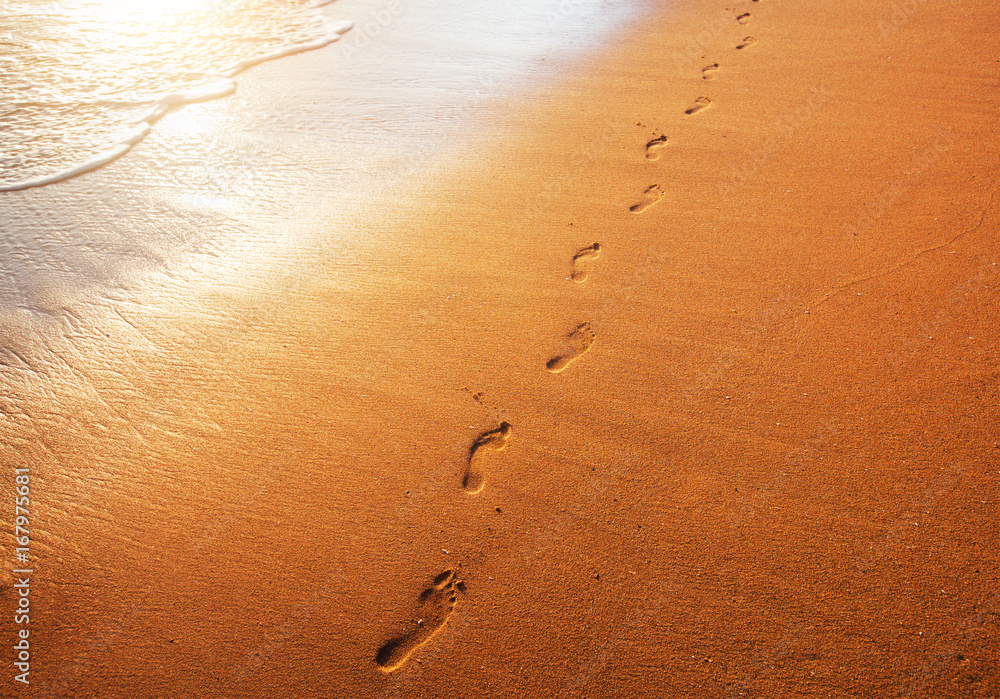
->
{"left": 1, "top": 0, "right": 998, "bottom": 696}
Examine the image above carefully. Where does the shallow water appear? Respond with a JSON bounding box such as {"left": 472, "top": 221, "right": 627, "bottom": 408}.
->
{"left": 0, "top": 0, "right": 649, "bottom": 327}
{"left": 0, "top": 0, "right": 350, "bottom": 190}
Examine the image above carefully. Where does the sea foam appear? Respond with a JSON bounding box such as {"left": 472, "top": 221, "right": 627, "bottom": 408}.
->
{"left": 0, "top": 0, "right": 351, "bottom": 192}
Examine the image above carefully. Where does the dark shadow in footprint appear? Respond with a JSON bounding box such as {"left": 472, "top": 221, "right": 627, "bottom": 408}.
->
{"left": 570, "top": 243, "right": 602, "bottom": 282}
{"left": 645, "top": 134, "right": 668, "bottom": 160}
{"left": 685, "top": 96, "right": 713, "bottom": 115}
{"left": 462, "top": 422, "right": 513, "bottom": 495}
{"left": 737, "top": 36, "right": 757, "bottom": 50}
{"left": 702, "top": 63, "right": 720, "bottom": 80}
{"left": 376, "top": 570, "right": 463, "bottom": 673}
{"left": 546, "top": 322, "right": 595, "bottom": 373}
{"left": 629, "top": 184, "right": 664, "bottom": 213}
{"left": 737, "top": 12, "right": 751, "bottom": 23}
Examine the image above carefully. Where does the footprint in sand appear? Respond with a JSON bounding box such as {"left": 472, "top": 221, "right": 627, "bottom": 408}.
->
{"left": 685, "top": 96, "right": 713, "bottom": 115}
{"left": 462, "top": 422, "right": 513, "bottom": 495}
{"left": 644, "top": 134, "right": 668, "bottom": 160}
{"left": 570, "top": 243, "right": 602, "bottom": 282}
{"left": 629, "top": 184, "right": 664, "bottom": 213}
{"left": 376, "top": 570, "right": 464, "bottom": 672}
{"left": 546, "top": 322, "right": 595, "bottom": 373}
{"left": 702, "top": 63, "right": 720, "bottom": 80}
{"left": 737, "top": 12, "right": 751, "bottom": 23}
{"left": 737, "top": 36, "right": 758, "bottom": 50}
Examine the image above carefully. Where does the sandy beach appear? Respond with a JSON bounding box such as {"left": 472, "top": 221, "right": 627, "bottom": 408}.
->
{"left": 1, "top": 0, "right": 998, "bottom": 696}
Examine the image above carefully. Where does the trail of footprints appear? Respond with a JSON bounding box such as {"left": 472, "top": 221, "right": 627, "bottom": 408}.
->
{"left": 376, "top": 2, "right": 767, "bottom": 672}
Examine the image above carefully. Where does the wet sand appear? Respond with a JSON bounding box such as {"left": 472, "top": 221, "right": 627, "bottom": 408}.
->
{"left": 2, "top": 0, "right": 998, "bottom": 696}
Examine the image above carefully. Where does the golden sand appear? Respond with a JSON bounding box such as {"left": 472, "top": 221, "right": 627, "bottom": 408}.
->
{"left": 2, "top": 0, "right": 998, "bottom": 696}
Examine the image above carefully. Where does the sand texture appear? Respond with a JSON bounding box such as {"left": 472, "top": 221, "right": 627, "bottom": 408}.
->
{"left": 1, "top": 0, "right": 998, "bottom": 696}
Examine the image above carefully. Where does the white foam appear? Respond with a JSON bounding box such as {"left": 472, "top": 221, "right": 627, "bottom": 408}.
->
{"left": 218, "top": 20, "right": 353, "bottom": 79}
{"left": 0, "top": 123, "right": 150, "bottom": 192}
{"left": 0, "top": 19, "right": 352, "bottom": 194}
{"left": 144, "top": 78, "right": 237, "bottom": 123}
